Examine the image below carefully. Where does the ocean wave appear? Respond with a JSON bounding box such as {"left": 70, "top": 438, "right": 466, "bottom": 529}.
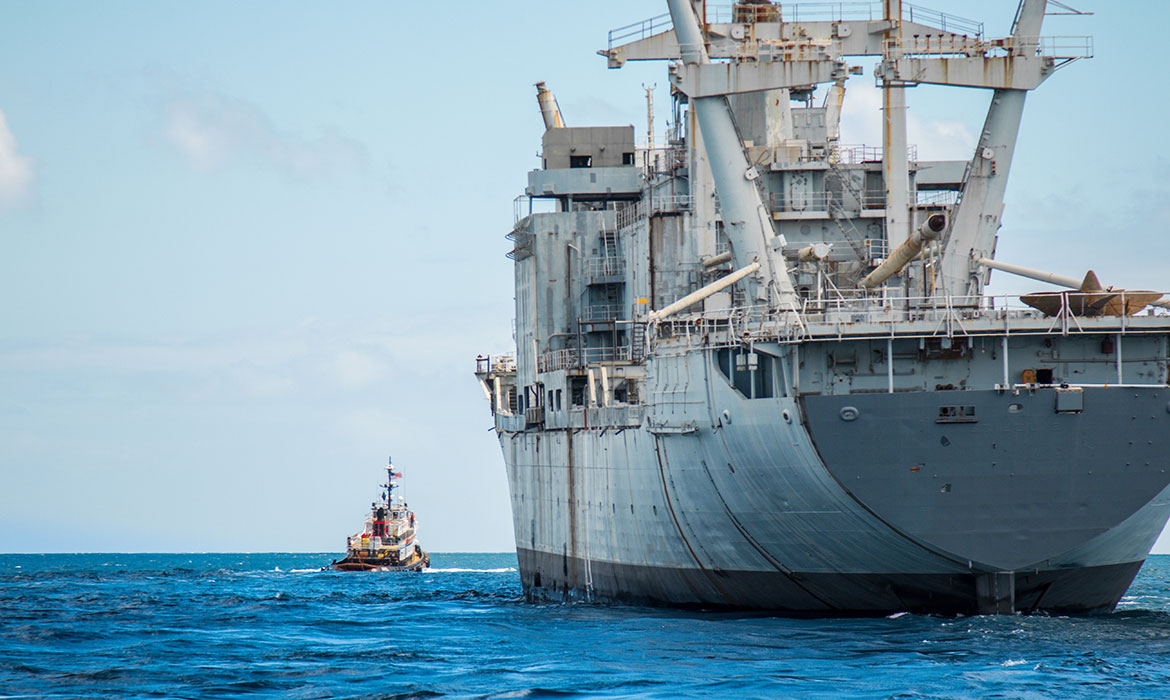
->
{"left": 3, "top": 553, "right": 1168, "bottom": 699}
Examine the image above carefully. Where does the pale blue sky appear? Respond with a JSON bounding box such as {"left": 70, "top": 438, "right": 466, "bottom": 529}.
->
{"left": 2, "top": 1, "right": 1168, "bottom": 553}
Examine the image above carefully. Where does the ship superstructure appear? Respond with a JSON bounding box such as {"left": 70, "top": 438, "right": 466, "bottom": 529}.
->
{"left": 476, "top": 0, "right": 1170, "bottom": 614}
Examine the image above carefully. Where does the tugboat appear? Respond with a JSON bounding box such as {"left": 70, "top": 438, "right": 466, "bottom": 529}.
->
{"left": 330, "top": 458, "right": 429, "bottom": 572}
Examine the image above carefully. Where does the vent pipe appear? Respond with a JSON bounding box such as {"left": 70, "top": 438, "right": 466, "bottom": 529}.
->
{"left": 535, "top": 81, "right": 565, "bottom": 130}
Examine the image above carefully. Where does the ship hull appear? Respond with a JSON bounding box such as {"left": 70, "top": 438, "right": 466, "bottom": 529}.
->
{"left": 515, "top": 547, "right": 1144, "bottom": 615}
{"left": 483, "top": 0, "right": 1170, "bottom": 616}
{"left": 497, "top": 349, "right": 1170, "bottom": 615}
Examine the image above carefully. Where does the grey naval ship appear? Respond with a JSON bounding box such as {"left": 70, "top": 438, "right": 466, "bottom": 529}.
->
{"left": 475, "top": 0, "right": 1170, "bottom": 615}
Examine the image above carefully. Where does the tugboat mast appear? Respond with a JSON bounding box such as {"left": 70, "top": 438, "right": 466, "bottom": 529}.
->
{"left": 385, "top": 457, "right": 395, "bottom": 503}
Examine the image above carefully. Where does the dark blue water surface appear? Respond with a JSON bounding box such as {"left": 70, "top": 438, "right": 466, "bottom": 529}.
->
{"left": 2, "top": 553, "right": 1169, "bottom": 699}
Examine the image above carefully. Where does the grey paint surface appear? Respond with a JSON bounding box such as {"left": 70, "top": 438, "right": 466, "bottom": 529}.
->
{"left": 803, "top": 388, "right": 1170, "bottom": 570}
{"left": 516, "top": 546, "right": 1144, "bottom": 615}
{"left": 481, "top": 2, "right": 1170, "bottom": 615}
{"left": 494, "top": 345, "right": 1170, "bottom": 613}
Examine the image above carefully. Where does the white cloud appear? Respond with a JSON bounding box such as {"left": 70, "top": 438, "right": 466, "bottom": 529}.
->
{"left": 162, "top": 93, "right": 368, "bottom": 177}
{"left": 163, "top": 103, "right": 230, "bottom": 170}
{"left": 838, "top": 78, "right": 976, "bottom": 161}
{"left": 908, "top": 116, "right": 976, "bottom": 162}
{"left": 0, "top": 109, "right": 34, "bottom": 206}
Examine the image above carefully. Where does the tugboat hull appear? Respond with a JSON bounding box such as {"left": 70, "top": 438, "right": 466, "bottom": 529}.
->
{"left": 331, "top": 552, "right": 430, "bottom": 572}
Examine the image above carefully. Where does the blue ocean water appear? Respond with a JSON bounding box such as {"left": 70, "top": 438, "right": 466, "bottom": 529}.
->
{"left": 1, "top": 553, "right": 1169, "bottom": 699}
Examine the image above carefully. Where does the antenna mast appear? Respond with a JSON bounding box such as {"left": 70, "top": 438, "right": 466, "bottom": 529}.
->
{"left": 644, "top": 84, "right": 655, "bottom": 151}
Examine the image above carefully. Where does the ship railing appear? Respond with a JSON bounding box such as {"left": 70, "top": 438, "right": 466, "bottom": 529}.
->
{"left": 607, "top": 4, "right": 874, "bottom": 52}
{"left": 889, "top": 34, "right": 1092, "bottom": 60}
{"left": 631, "top": 3, "right": 979, "bottom": 34}
{"left": 513, "top": 195, "right": 530, "bottom": 224}
{"left": 902, "top": 3, "right": 984, "bottom": 39}
{"left": 865, "top": 239, "right": 890, "bottom": 260}
{"left": 538, "top": 349, "right": 578, "bottom": 373}
{"left": 476, "top": 353, "right": 516, "bottom": 376}
{"left": 771, "top": 189, "right": 888, "bottom": 212}
{"left": 859, "top": 188, "right": 887, "bottom": 209}
{"left": 1032, "top": 35, "right": 1094, "bottom": 60}
{"left": 581, "top": 303, "right": 626, "bottom": 323}
{"left": 637, "top": 145, "right": 688, "bottom": 174}
{"left": 616, "top": 200, "right": 644, "bottom": 231}
{"left": 512, "top": 195, "right": 559, "bottom": 224}
{"left": 582, "top": 345, "right": 635, "bottom": 365}
{"left": 831, "top": 143, "right": 919, "bottom": 164}
{"left": 917, "top": 190, "right": 960, "bottom": 207}
{"left": 654, "top": 314, "right": 736, "bottom": 343}
{"left": 585, "top": 256, "right": 625, "bottom": 281}
{"left": 982, "top": 35, "right": 1093, "bottom": 60}
{"left": 537, "top": 344, "right": 640, "bottom": 373}
{"left": 607, "top": 3, "right": 985, "bottom": 54}
{"left": 832, "top": 144, "right": 882, "bottom": 164}
{"left": 649, "top": 291, "right": 1170, "bottom": 347}
{"left": 650, "top": 194, "right": 694, "bottom": 215}
{"left": 615, "top": 195, "right": 693, "bottom": 232}
{"left": 643, "top": 194, "right": 693, "bottom": 218}
{"left": 772, "top": 190, "right": 832, "bottom": 213}
{"left": 607, "top": 12, "right": 672, "bottom": 53}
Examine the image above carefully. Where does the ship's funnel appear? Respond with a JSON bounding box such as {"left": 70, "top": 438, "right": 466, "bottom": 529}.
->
{"left": 535, "top": 81, "right": 565, "bottom": 130}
